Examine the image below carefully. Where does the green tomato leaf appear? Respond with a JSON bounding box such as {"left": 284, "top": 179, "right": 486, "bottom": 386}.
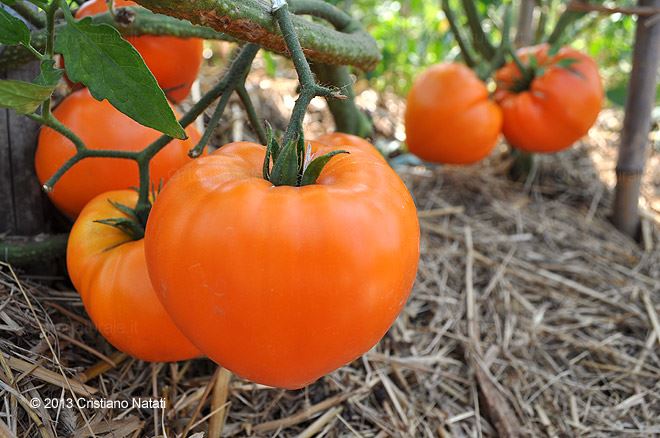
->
{"left": 301, "top": 150, "right": 349, "bottom": 186}
{"left": 606, "top": 83, "right": 628, "bottom": 107}
{"left": 0, "top": 6, "right": 31, "bottom": 46}
{"left": 54, "top": 18, "right": 186, "bottom": 139}
{"left": 0, "top": 79, "right": 54, "bottom": 114}
{"left": 607, "top": 81, "right": 660, "bottom": 108}
{"left": 35, "top": 59, "right": 63, "bottom": 87}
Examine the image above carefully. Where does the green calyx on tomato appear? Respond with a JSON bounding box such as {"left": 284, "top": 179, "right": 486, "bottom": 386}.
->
{"left": 95, "top": 181, "right": 164, "bottom": 240}
{"left": 507, "top": 51, "right": 581, "bottom": 94}
{"left": 262, "top": 127, "right": 348, "bottom": 187}
{"left": 94, "top": 198, "right": 148, "bottom": 241}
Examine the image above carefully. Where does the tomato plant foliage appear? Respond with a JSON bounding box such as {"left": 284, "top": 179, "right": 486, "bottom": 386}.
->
{"left": 0, "top": 0, "right": 185, "bottom": 139}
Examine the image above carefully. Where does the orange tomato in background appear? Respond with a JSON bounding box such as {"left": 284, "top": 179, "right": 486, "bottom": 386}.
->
{"left": 35, "top": 88, "right": 200, "bottom": 218}
{"left": 144, "top": 140, "right": 420, "bottom": 389}
{"left": 494, "top": 44, "right": 603, "bottom": 153}
{"left": 75, "top": 0, "right": 204, "bottom": 103}
{"left": 405, "top": 63, "right": 502, "bottom": 164}
{"left": 315, "top": 132, "right": 385, "bottom": 161}
{"left": 67, "top": 190, "right": 200, "bottom": 362}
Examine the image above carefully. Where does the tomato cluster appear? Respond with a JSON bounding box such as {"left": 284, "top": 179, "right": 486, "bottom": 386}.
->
{"left": 45, "top": 0, "right": 420, "bottom": 388}
{"left": 405, "top": 44, "right": 603, "bottom": 164}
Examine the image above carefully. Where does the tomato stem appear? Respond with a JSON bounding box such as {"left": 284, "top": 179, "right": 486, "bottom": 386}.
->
{"left": 237, "top": 84, "right": 268, "bottom": 145}
{"left": 441, "top": 0, "right": 478, "bottom": 68}
{"left": 460, "top": 0, "right": 496, "bottom": 60}
{"left": 272, "top": 1, "right": 346, "bottom": 146}
{"left": 40, "top": 0, "right": 61, "bottom": 120}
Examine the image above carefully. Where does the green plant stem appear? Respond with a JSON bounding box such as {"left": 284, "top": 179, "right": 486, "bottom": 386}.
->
{"left": 135, "top": 158, "right": 151, "bottom": 225}
{"left": 508, "top": 46, "right": 529, "bottom": 78}
{"left": 509, "top": 148, "right": 537, "bottom": 182}
{"left": 535, "top": 5, "right": 548, "bottom": 43}
{"left": 310, "top": 63, "right": 372, "bottom": 137}
{"left": 132, "top": 0, "right": 381, "bottom": 71}
{"left": 237, "top": 84, "right": 268, "bottom": 145}
{"left": 141, "top": 43, "right": 260, "bottom": 160}
{"left": 288, "top": 0, "right": 357, "bottom": 33}
{"left": 190, "top": 87, "right": 235, "bottom": 158}
{"left": 0, "top": 9, "right": 234, "bottom": 71}
{"left": 41, "top": 1, "right": 59, "bottom": 119}
{"left": 41, "top": 148, "right": 139, "bottom": 192}
{"left": 27, "top": 113, "right": 86, "bottom": 152}
{"left": 441, "top": 0, "right": 478, "bottom": 68}
{"left": 273, "top": 1, "right": 343, "bottom": 145}
{"left": 476, "top": 3, "right": 511, "bottom": 80}
{"left": 12, "top": 1, "right": 46, "bottom": 28}
{"left": 547, "top": 9, "right": 585, "bottom": 45}
{"left": 460, "top": 0, "right": 496, "bottom": 60}
{"left": 90, "top": 7, "right": 233, "bottom": 40}
{"left": 21, "top": 43, "right": 45, "bottom": 60}
{"left": 0, "top": 234, "right": 69, "bottom": 266}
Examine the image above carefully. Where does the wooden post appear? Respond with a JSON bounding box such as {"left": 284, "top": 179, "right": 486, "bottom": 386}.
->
{"left": 0, "top": 5, "right": 66, "bottom": 270}
{"left": 0, "top": 6, "right": 51, "bottom": 236}
{"left": 515, "top": 0, "right": 536, "bottom": 47}
{"left": 612, "top": 0, "right": 660, "bottom": 238}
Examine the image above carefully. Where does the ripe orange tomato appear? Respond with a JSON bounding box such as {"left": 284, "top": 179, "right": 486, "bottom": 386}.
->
{"left": 405, "top": 63, "right": 502, "bottom": 164}
{"left": 75, "top": 0, "right": 204, "bottom": 103}
{"left": 144, "top": 140, "right": 420, "bottom": 389}
{"left": 315, "top": 132, "right": 385, "bottom": 161}
{"left": 67, "top": 190, "right": 199, "bottom": 362}
{"left": 494, "top": 44, "right": 603, "bottom": 153}
{"left": 35, "top": 88, "right": 201, "bottom": 219}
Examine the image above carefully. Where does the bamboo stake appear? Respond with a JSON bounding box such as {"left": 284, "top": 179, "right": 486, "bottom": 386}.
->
{"left": 612, "top": 0, "right": 660, "bottom": 238}
{"left": 515, "top": 0, "right": 536, "bottom": 47}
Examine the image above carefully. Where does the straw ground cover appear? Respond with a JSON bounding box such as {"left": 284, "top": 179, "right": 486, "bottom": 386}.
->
{"left": 0, "top": 62, "right": 658, "bottom": 436}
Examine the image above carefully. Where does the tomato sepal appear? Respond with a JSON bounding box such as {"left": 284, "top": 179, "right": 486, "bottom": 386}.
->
{"left": 94, "top": 217, "right": 144, "bottom": 241}
{"left": 263, "top": 130, "right": 347, "bottom": 187}
{"left": 301, "top": 149, "right": 349, "bottom": 186}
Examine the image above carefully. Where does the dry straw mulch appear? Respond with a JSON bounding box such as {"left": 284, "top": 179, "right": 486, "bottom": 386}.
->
{"left": 1, "top": 67, "right": 659, "bottom": 436}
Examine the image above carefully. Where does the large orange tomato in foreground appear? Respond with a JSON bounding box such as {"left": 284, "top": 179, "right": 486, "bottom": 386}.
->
{"left": 494, "top": 44, "right": 603, "bottom": 153}
{"left": 67, "top": 190, "right": 200, "bottom": 362}
{"left": 405, "top": 63, "right": 502, "bottom": 164}
{"left": 35, "top": 88, "right": 200, "bottom": 218}
{"left": 75, "top": 0, "right": 204, "bottom": 103}
{"left": 145, "top": 140, "right": 420, "bottom": 389}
